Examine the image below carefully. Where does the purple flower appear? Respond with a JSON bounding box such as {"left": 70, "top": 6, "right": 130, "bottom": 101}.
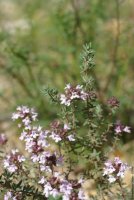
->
{"left": 103, "top": 157, "right": 130, "bottom": 183}
{"left": 38, "top": 176, "right": 46, "bottom": 184}
{"left": 4, "top": 191, "right": 12, "bottom": 200}
{"left": 60, "top": 84, "right": 89, "bottom": 106}
{"left": 3, "top": 149, "right": 25, "bottom": 173}
{"left": 12, "top": 106, "right": 38, "bottom": 127}
{"left": 60, "top": 180, "right": 73, "bottom": 196}
{"left": 50, "top": 188, "right": 60, "bottom": 198}
{"left": 43, "top": 182, "right": 53, "bottom": 197}
{"left": 4, "top": 191, "right": 22, "bottom": 200}
{"left": 115, "top": 125, "right": 122, "bottom": 134}
{"left": 107, "top": 96, "right": 119, "bottom": 108}
{"left": 20, "top": 126, "right": 49, "bottom": 154}
{"left": 38, "top": 173, "right": 86, "bottom": 199}
{"left": 9, "top": 106, "right": 88, "bottom": 200}
{"left": 60, "top": 94, "right": 71, "bottom": 106}
{"left": 49, "top": 120, "right": 76, "bottom": 143}
{"left": 31, "top": 151, "right": 59, "bottom": 172}
{"left": 78, "top": 189, "right": 86, "bottom": 200}
{"left": 114, "top": 121, "right": 131, "bottom": 134}
{"left": 56, "top": 156, "right": 63, "bottom": 166}
{"left": 41, "top": 177, "right": 60, "bottom": 198}
{"left": 49, "top": 132, "right": 62, "bottom": 143}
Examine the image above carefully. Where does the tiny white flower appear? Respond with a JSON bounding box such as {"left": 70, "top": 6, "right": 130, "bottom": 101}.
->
{"left": 43, "top": 182, "right": 52, "bottom": 197}
{"left": 65, "top": 84, "right": 71, "bottom": 90}
{"left": 78, "top": 189, "right": 86, "bottom": 200}
{"left": 4, "top": 191, "right": 12, "bottom": 200}
{"left": 64, "top": 124, "right": 70, "bottom": 130}
{"left": 123, "top": 126, "right": 131, "bottom": 133}
{"left": 50, "top": 132, "right": 62, "bottom": 143}
{"left": 50, "top": 189, "right": 60, "bottom": 198}
{"left": 38, "top": 176, "right": 46, "bottom": 184}
{"left": 108, "top": 175, "right": 116, "bottom": 183}
{"left": 67, "top": 134, "right": 75, "bottom": 141}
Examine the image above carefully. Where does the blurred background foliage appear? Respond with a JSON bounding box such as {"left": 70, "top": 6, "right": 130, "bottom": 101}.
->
{"left": 0, "top": 0, "right": 133, "bottom": 142}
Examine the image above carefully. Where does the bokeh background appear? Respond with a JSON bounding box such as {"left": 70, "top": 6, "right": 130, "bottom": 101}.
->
{"left": 0, "top": 0, "right": 133, "bottom": 151}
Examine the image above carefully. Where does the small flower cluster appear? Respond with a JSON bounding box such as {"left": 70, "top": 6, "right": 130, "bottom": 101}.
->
{"left": 3, "top": 149, "right": 25, "bottom": 173}
{"left": 4, "top": 191, "right": 22, "bottom": 200}
{"left": 114, "top": 121, "right": 131, "bottom": 134}
{"left": 107, "top": 96, "right": 120, "bottom": 108}
{"left": 49, "top": 120, "right": 75, "bottom": 143}
{"left": 12, "top": 107, "right": 74, "bottom": 172}
{"left": 13, "top": 109, "right": 60, "bottom": 172}
{"left": 4, "top": 191, "right": 14, "bottom": 200}
{"left": 38, "top": 173, "right": 86, "bottom": 200}
{"left": 103, "top": 157, "right": 130, "bottom": 183}
{"left": 7, "top": 106, "right": 86, "bottom": 199}
{"left": 20, "top": 126, "right": 50, "bottom": 153}
{"left": 12, "top": 106, "right": 38, "bottom": 128}
{"left": 60, "top": 84, "right": 89, "bottom": 106}
{"left": 0, "top": 134, "right": 7, "bottom": 145}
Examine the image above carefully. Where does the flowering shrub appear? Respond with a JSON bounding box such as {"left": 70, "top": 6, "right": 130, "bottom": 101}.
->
{"left": 0, "top": 45, "right": 132, "bottom": 200}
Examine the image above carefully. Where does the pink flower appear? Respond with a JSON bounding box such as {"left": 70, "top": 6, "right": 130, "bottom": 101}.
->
{"left": 103, "top": 157, "right": 130, "bottom": 183}
{"left": 115, "top": 125, "right": 122, "bottom": 134}
{"left": 114, "top": 121, "right": 131, "bottom": 134}
{"left": 107, "top": 97, "right": 119, "bottom": 108}
{"left": 20, "top": 126, "right": 49, "bottom": 153}
{"left": 49, "top": 120, "right": 75, "bottom": 142}
{"left": 60, "top": 94, "right": 71, "bottom": 106}
{"left": 12, "top": 106, "right": 38, "bottom": 127}
{"left": 3, "top": 149, "right": 25, "bottom": 173}
{"left": 60, "top": 180, "right": 73, "bottom": 196}
{"left": 60, "top": 84, "right": 89, "bottom": 106}
{"left": 4, "top": 191, "right": 21, "bottom": 200}
{"left": 38, "top": 176, "right": 46, "bottom": 184}
{"left": 49, "top": 132, "right": 62, "bottom": 143}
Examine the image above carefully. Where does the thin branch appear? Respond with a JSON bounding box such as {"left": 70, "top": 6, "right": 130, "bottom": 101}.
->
{"left": 132, "top": 166, "right": 134, "bottom": 200}
{"left": 104, "top": 0, "right": 120, "bottom": 92}
{"left": 71, "top": 0, "right": 86, "bottom": 39}
{"left": 118, "top": 179, "right": 126, "bottom": 200}
{"left": 9, "top": 71, "right": 34, "bottom": 98}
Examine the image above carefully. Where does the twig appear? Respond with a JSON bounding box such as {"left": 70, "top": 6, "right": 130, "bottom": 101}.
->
{"left": 71, "top": 0, "right": 85, "bottom": 39}
{"left": 132, "top": 166, "right": 134, "bottom": 200}
{"left": 118, "top": 179, "right": 126, "bottom": 200}
{"left": 104, "top": 0, "right": 120, "bottom": 93}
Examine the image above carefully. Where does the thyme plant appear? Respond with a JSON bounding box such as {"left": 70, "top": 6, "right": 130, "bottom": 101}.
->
{"left": 0, "top": 45, "right": 132, "bottom": 200}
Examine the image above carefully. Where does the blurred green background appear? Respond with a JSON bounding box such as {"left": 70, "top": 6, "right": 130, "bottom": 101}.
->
{"left": 0, "top": 0, "right": 133, "bottom": 142}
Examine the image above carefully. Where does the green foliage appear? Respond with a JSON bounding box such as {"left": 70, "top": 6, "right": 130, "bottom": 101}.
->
{"left": 48, "top": 196, "right": 62, "bottom": 200}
